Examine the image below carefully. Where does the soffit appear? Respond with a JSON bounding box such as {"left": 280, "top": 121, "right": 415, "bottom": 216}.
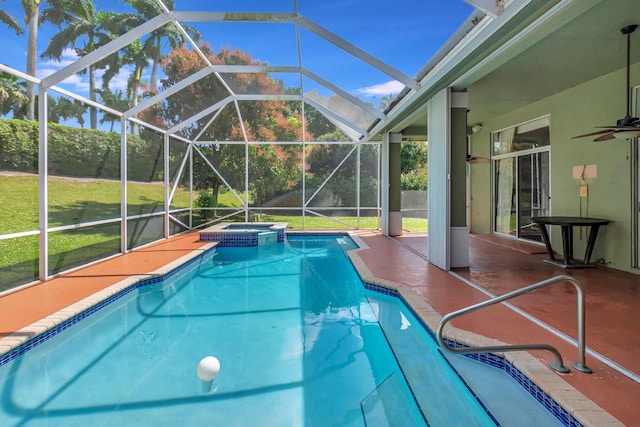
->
{"left": 391, "top": 0, "right": 640, "bottom": 139}
{"left": 466, "top": 0, "right": 640, "bottom": 126}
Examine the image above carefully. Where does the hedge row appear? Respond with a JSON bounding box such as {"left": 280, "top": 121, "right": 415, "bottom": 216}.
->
{"left": 0, "top": 119, "right": 165, "bottom": 181}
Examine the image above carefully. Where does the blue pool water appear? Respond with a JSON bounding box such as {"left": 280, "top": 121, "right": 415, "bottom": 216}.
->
{"left": 0, "top": 236, "right": 571, "bottom": 426}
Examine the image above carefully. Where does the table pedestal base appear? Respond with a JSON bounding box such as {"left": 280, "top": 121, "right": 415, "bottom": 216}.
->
{"left": 532, "top": 216, "right": 609, "bottom": 269}
{"left": 542, "top": 259, "right": 597, "bottom": 269}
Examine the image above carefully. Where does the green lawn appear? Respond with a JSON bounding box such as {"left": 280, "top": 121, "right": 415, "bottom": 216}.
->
{"left": 0, "top": 174, "right": 426, "bottom": 292}
{"left": 0, "top": 174, "right": 192, "bottom": 291}
{"left": 260, "top": 213, "right": 427, "bottom": 232}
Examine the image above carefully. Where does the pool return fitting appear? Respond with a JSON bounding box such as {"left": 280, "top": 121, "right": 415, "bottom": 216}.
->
{"left": 436, "top": 275, "right": 591, "bottom": 374}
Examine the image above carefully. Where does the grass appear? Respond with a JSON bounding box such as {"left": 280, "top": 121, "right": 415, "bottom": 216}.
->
{"left": 260, "top": 213, "right": 427, "bottom": 232}
{"left": 0, "top": 174, "right": 193, "bottom": 233}
{"left": 0, "top": 173, "right": 427, "bottom": 292}
{"left": 0, "top": 174, "right": 192, "bottom": 291}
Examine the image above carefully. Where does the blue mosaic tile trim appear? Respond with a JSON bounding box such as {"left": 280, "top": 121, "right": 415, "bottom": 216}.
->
{"left": 200, "top": 232, "right": 259, "bottom": 246}
{"left": 286, "top": 231, "right": 350, "bottom": 238}
{"left": 0, "top": 246, "right": 217, "bottom": 369}
{"left": 364, "top": 282, "right": 582, "bottom": 427}
{"left": 200, "top": 229, "right": 285, "bottom": 246}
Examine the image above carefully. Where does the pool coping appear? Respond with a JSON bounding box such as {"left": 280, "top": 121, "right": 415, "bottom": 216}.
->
{"left": 0, "top": 241, "right": 217, "bottom": 358}
{"left": 0, "top": 233, "right": 623, "bottom": 427}
{"left": 347, "top": 248, "right": 624, "bottom": 427}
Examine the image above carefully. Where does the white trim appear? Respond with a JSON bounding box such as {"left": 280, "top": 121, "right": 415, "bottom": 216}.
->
{"left": 120, "top": 121, "right": 128, "bottom": 254}
{"left": 38, "top": 87, "right": 48, "bottom": 281}
{"left": 298, "top": 16, "right": 418, "bottom": 91}
{"left": 48, "top": 217, "right": 121, "bottom": 233}
{"left": 0, "top": 230, "right": 39, "bottom": 241}
{"left": 42, "top": 14, "right": 171, "bottom": 88}
{"left": 124, "top": 67, "right": 216, "bottom": 119}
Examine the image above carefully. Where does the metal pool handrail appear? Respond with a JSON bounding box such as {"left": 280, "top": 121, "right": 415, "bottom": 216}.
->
{"left": 435, "top": 274, "right": 591, "bottom": 374}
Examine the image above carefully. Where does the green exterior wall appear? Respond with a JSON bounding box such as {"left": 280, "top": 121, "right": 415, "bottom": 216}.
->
{"left": 450, "top": 107, "right": 468, "bottom": 227}
{"left": 389, "top": 141, "right": 402, "bottom": 212}
{"left": 468, "top": 63, "right": 640, "bottom": 273}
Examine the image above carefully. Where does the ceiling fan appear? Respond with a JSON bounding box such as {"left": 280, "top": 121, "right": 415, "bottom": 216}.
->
{"left": 573, "top": 24, "right": 640, "bottom": 141}
{"left": 466, "top": 155, "right": 490, "bottom": 164}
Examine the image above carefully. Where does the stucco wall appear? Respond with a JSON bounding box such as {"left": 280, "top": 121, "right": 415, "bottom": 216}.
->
{"left": 468, "top": 63, "right": 640, "bottom": 272}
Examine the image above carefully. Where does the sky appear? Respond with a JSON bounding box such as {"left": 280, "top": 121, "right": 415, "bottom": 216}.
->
{"left": 0, "top": 0, "right": 475, "bottom": 107}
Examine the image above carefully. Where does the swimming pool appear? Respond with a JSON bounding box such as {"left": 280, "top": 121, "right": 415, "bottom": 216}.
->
{"left": 0, "top": 235, "right": 576, "bottom": 426}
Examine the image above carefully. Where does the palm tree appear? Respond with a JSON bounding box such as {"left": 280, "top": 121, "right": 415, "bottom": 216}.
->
{"left": 41, "top": 0, "right": 117, "bottom": 129}
{"left": 0, "top": 1, "right": 23, "bottom": 35}
{"left": 21, "top": 0, "right": 42, "bottom": 121}
{"left": 52, "top": 96, "right": 87, "bottom": 127}
{"left": 109, "top": 0, "right": 200, "bottom": 94}
{"left": 0, "top": 72, "right": 28, "bottom": 117}
{"left": 101, "top": 38, "right": 149, "bottom": 110}
{"left": 94, "top": 87, "right": 131, "bottom": 131}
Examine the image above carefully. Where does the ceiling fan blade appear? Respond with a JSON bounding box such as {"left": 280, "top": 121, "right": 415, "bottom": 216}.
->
{"left": 594, "top": 125, "right": 640, "bottom": 129}
{"left": 572, "top": 129, "right": 615, "bottom": 139}
{"left": 576, "top": 27, "right": 639, "bottom": 142}
{"left": 593, "top": 132, "right": 617, "bottom": 142}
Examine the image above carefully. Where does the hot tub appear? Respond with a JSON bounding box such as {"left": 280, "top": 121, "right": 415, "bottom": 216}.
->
{"left": 199, "top": 222, "right": 287, "bottom": 246}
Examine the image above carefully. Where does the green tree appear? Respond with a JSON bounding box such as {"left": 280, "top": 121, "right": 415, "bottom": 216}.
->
{"left": 47, "top": 96, "right": 88, "bottom": 127}
{"left": 153, "top": 45, "right": 309, "bottom": 211}
{"left": 41, "top": 0, "right": 117, "bottom": 129}
{"left": 306, "top": 135, "right": 378, "bottom": 207}
{"left": 94, "top": 87, "right": 131, "bottom": 132}
{"left": 304, "top": 104, "right": 337, "bottom": 139}
{"left": 400, "top": 141, "right": 428, "bottom": 190}
{"left": 377, "top": 94, "right": 395, "bottom": 111}
{"left": 0, "top": 72, "right": 28, "bottom": 117}
{"left": 0, "top": 1, "right": 23, "bottom": 35}
{"left": 104, "top": 38, "right": 150, "bottom": 110}
{"left": 46, "top": 95, "right": 63, "bottom": 123}
{"left": 21, "top": 0, "right": 42, "bottom": 121}
{"left": 121, "top": 0, "right": 200, "bottom": 94}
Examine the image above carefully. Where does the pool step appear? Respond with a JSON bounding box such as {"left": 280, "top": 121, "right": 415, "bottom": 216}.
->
{"left": 258, "top": 231, "right": 278, "bottom": 246}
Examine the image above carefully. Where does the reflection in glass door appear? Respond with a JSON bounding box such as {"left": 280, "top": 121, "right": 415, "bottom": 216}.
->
{"left": 494, "top": 151, "right": 550, "bottom": 241}
{"left": 518, "top": 152, "right": 550, "bottom": 241}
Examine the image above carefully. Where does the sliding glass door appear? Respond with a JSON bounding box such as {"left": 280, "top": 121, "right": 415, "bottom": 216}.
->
{"left": 492, "top": 117, "right": 551, "bottom": 242}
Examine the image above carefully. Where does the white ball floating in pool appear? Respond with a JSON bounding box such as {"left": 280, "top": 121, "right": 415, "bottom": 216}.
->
{"left": 197, "top": 356, "right": 221, "bottom": 382}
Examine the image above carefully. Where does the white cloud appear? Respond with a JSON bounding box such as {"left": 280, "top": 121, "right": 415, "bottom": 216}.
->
{"left": 35, "top": 49, "right": 134, "bottom": 95}
{"left": 35, "top": 68, "right": 89, "bottom": 93}
{"left": 40, "top": 48, "right": 79, "bottom": 69}
{"left": 36, "top": 48, "right": 91, "bottom": 92}
{"left": 356, "top": 80, "right": 404, "bottom": 97}
{"left": 36, "top": 68, "right": 58, "bottom": 79}
{"left": 60, "top": 74, "right": 89, "bottom": 92}
{"left": 96, "top": 66, "right": 132, "bottom": 93}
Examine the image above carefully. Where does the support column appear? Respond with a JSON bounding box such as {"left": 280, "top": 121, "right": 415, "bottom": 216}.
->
{"left": 388, "top": 132, "right": 402, "bottom": 236}
{"left": 381, "top": 132, "right": 402, "bottom": 236}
